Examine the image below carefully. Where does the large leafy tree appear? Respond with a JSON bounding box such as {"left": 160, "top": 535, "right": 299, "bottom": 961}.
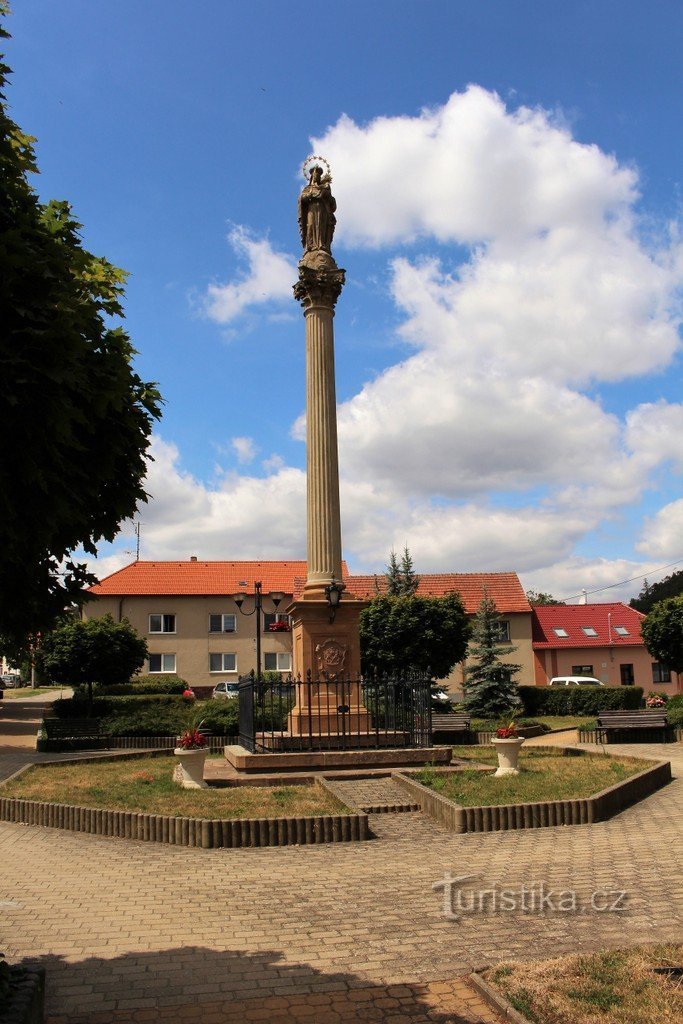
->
{"left": 641, "top": 597, "right": 683, "bottom": 678}
{"left": 359, "top": 593, "right": 471, "bottom": 679}
{"left": 38, "top": 615, "right": 148, "bottom": 706}
{"left": 463, "top": 593, "right": 520, "bottom": 717}
{"left": 526, "top": 589, "right": 565, "bottom": 606}
{"left": 0, "top": 16, "right": 161, "bottom": 651}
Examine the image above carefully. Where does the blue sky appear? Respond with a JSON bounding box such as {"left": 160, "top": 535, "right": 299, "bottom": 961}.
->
{"left": 6, "top": 1, "right": 683, "bottom": 601}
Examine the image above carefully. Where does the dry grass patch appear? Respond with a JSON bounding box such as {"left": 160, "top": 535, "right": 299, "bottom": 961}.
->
{"left": 417, "top": 749, "right": 649, "bottom": 806}
{"left": 2, "top": 757, "right": 347, "bottom": 819}
{"left": 486, "top": 944, "right": 683, "bottom": 1024}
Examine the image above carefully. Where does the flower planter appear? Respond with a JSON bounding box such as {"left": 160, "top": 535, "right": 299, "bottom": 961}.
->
{"left": 491, "top": 736, "right": 525, "bottom": 776}
{"left": 173, "top": 747, "right": 208, "bottom": 789}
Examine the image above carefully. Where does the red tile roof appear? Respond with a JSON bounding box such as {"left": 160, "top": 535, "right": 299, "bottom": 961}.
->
{"left": 91, "top": 562, "right": 530, "bottom": 614}
{"left": 532, "top": 603, "right": 645, "bottom": 648}
{"left": 89, "top": 561, "right": 348, "bottom": 596}
{"left": 313, "top": 572, "right": 531, "bottom": 614}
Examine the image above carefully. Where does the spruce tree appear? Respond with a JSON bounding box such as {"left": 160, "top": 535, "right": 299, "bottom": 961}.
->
{"left": 463, "top": 593, "right": 520, "bottom": 717}
{"left": 400, "top": 545, "right": 420, "bottom": 597}
{"left": 386, "top": 549, "right": 403, "bottom": 596}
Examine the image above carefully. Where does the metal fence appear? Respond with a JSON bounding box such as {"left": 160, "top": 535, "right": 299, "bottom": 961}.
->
{"left": 238, "top": 672, "right": 433, "bottom": 753}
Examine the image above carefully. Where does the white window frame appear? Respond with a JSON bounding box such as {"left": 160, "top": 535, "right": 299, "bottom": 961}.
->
{"left": 149, "top": 613, "right": 176, "bottom": 634}
{"left": 493, "top": 620, "right": 510, "bottom": 643}
{"left": 209, "top": 613, "right": 237, "bottom": 634}
{"left": 264, "top": 652, "right": 292, "bottom": 672}
{"left": 581, "top": 626, "right": 598, "bottom": 637}
{"left": 209, "top": 653, "right": 237, "bottom": 674}
{"left": 614, "top": 626, "right": 630, "bottom": 637}
{"left": 553, "top": 627, "right": 569, "bottom": 638}
{"left": 149, "top": 653, "right": 176, "bottom": 674}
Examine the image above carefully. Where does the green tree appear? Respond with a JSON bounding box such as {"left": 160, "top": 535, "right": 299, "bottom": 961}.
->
{"left": 359, "top": 593, "right": 471, "bottom": 679}
{"left": 400, "top": 545, "right": 420, "bottom": 597}
{"left": 526, "top": 590, "right": 565, "bottom": 606}
{"left": 0, "top": 16, "right": 161, "bottom": 653}
{"left": 641, "top": 597, "right": 683, "bottom": 678}
{"left": 630, "top": 571, "right": 683, "bottom": 614}
{"left": 38, "top": 615, "right": 148, "bottom": 707}
{"left": 463, "top": 593, "right": 520, "bottom": 717}
{"left": 385, "top": 549, "right": 403, "bottom": 596}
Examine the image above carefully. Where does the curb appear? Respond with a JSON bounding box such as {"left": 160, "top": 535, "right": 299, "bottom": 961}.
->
{"left": 391, "top": 755, "right": 671, "bottom": 833}
{"left": 469, "top": 972, "right": 528, "bottom": 1024}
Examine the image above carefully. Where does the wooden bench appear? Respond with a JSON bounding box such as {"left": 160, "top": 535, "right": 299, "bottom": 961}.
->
{"left": 431, "top": 713, "right": 472, "bottom": 743}
{"left": 43, "top": 718, "right": 109, "bottom": 747}
{"left": 595, "top": 710, "right": 669, "bottom": 744}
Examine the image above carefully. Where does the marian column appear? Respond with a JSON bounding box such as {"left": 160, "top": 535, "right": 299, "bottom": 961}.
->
{"left": 287, "top": 159, "right": 369, "bottom": 725}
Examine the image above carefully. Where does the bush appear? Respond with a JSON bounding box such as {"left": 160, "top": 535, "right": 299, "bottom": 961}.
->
{"left": 92, "top": 675, "right": 189, "bottom": 696}
{"left": 667, "top": 705, "right": 683, "bottom": 728}
{"left": 51, "top": 692, "right": 241, "bottom": 737}
{"left": 191, "top": 702, "right": 239, "bottom": 736}
{"left": 518, "top": 685, "right": 643, "bottom": 716}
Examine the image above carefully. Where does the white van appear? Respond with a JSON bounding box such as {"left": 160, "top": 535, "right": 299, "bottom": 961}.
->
{"left": 548, "top": 676, "right": 604, "bottom": 687}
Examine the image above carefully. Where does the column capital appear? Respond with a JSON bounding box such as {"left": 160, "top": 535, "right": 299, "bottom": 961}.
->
{"left": 294, "top": 253, "right": 346, "bottom": 312}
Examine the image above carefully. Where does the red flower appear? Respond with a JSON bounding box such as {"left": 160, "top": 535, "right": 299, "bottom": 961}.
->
{"left": 178, "top": 728, "right": 207, "bottom": 750}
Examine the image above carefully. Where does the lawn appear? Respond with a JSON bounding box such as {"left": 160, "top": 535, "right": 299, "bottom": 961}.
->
{"left": 1, "top": 686, "right": 67, "bottom": 699}
{"left": 486, "top": 944, "right": 683, "bottom": 1024}
{"left": 2, "top": 757, "right": 347, "bottom": 819}
{"left": 415, "top": 749, "right": 648, "bottom": 806}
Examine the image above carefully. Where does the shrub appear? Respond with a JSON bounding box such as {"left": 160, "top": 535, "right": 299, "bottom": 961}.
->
{"left": 667, "top": 705, "right": 683, "bottom": 728}
{"left": 93, "top": 675, "right": 189, "bottom": 696}
{"left": 192, "top": 702, "right": 239, "bottom": 736}
{"left": 518, "top": 685, "right": 643, "bottom": 716}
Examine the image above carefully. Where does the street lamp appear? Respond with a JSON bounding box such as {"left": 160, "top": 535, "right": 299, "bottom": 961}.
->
{"left": 233, "top": 582, "right": 285, "bottom": 679}
{"left": 324, "top": 578, "right": 344, "bottom": 623}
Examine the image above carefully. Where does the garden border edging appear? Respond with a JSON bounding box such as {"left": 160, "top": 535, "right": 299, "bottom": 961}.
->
{"left": 0, "top": 770, "right": 369, "bottom": 849}
{"left": 391, "top": 753, "right": 671, "bottom": 833}
{"left": 468, "top": 972, "right": 528, "bottom": 1024}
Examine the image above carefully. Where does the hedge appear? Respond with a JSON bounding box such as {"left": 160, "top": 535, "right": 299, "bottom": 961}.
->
{"left": 50, "top": 692, "right": 241, "bottom": 737}
{"left": 92, "top": 676, "right": 189, "bottom": 696}
{"left": 518, "top": 685, "right": 643, "bottom": 716}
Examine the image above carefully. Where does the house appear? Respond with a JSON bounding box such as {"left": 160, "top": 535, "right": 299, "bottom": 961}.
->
{"left": 531, "top": 602, "right": 679, "bottom": 695}
{"left": 85, "top": 562, "right": 534, "bottom": 696}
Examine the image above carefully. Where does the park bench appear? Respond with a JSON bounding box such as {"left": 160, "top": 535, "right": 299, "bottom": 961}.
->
{"left": 43, "top": 717, "right": 109, "bottom": 748}
{"left": 595, "top": 710, "right": 669, "bottom": 744}
{"left": 431, "top": 713, "right": 472, "bottom": 743}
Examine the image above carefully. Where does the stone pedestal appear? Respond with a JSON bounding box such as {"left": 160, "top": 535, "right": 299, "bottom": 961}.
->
{"left": 287, "top": 597, "right": 370, "bottom": 735}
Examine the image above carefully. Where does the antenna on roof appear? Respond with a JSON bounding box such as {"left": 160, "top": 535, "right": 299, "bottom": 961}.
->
{"left": 124, "top": 521, "right": 141, "bottom": 561}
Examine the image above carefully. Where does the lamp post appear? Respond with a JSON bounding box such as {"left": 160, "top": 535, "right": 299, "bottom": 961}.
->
{"left": 324, "top": 578, "right": 344, "bottom": 623}
{"left": 233, "top": 582, "right": 285, "bottom": 680}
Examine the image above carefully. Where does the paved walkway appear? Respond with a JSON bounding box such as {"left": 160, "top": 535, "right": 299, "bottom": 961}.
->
{"left": 0, "top": 739, "right": 681, "bottom": 1022}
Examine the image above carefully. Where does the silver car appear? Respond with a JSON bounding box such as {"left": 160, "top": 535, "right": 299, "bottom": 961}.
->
{"left": 548, "top": 676, "right": 604, "bottom": 686}
{"left": 212, "top": 681, "right": 239, "bottom": 699}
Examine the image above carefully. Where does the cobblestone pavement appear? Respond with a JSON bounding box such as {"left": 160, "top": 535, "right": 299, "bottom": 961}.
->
{"left": 0, "top": 741, "right": 681, "bottom": 1022}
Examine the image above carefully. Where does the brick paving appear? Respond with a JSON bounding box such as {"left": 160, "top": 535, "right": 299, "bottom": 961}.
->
{"left": 0, "top": 740, "right": 681, "bottom": 1021}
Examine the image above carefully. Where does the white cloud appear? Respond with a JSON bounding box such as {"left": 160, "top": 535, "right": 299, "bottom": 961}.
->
{"left": 231, "top": 436, "right": 257, "bottom": 464}
{"left": 203, "top": 225, "right": 295, "bottom": 324}
{"left": 636, "top": 500, "right": 683, "bottom": 560}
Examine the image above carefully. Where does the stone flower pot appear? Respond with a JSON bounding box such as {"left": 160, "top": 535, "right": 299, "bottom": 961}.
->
{"left": 173, "top": 747, "right": 208, "bottom": 789}
{"left": 491, "top": 736, "right": 525, "bottom": 777}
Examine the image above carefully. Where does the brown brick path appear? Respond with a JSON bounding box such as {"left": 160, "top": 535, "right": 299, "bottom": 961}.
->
{"left": 1, "top": 742, "right": 681, "bottom": 1022}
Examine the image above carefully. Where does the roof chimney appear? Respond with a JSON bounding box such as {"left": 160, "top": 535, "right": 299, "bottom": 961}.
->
{"left": 190, "top": 555, "right": 198, "bottom": 562}
{"left": 579, "top": 589, "right": 587, "bottom": 605}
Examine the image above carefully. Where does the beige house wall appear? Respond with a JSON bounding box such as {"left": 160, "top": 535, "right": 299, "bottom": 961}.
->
{"left": 445, "top": 612, "right": 535, "bottom": 699}
{"left": 533, "top": 644, "right": 679, "bottom": 695}
{"left": 83, "top": 594, "right": 293, "bottom": 687}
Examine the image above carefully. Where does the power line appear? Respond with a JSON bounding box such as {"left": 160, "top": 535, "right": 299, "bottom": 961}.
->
{"left": 559, "top": 558, "right": 683, "bottom": 604}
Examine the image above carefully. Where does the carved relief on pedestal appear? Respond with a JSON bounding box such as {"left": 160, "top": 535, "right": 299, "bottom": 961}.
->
{"left": 315, "top": 638, "right": 348, "bottom": 675}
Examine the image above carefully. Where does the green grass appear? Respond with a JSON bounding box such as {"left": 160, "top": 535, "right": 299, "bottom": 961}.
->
{"left": 487, "top": 945, "right": 683, "bottom": 1024}
{"left": 414, "top": 749, "right": 647, "bottom": 806}
{"left": 470, "top": 715, "right": 594, "bottom": 731}
{"left": 1, "top": 757, "right": 347, "bottom": 819}
{"left": 1, "top": 686, "right": 66, "bottom": 699}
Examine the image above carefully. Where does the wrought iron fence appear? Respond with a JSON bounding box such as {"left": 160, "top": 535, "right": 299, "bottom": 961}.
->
{"left": 238, "top": 672, "right": 433, "bottom": 753}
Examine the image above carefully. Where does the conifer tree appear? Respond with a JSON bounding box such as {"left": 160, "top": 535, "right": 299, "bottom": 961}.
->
{"left": 400, "top": 545, "right": 420, "bottom": 597}
{"left": 386, "top": 549, "right": 403, "bottom": 596}
{"left": 463, "top": 592, "right": 520, "bottom": 717}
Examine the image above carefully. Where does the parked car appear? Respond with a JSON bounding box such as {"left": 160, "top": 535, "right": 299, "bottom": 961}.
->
{"left": 212, "top": 681, "right": 239, "bottom": 700}
{"left": 548, "top": 676, "right": 604, "bottom": 687}
{"left": 0, "top": 674, "right": 23, "bottom": 688}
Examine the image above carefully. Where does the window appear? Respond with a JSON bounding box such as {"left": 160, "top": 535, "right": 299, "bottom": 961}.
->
{"left": 620, "top": 664, "right": 634, "bottom": 686}
{"left": 652, "top": 663, "right": 671, "bottom": 684}
{"left": 149, "top": 653, "right": 176, "bottom": 673}
{"left": 613, "top": 626, "right": 630, "bottom": 637}
{"left": 264, "top": 613, "right": 292, "bottom": 632}
{"left": 572, "top": 665, "right": 593, "bottom": 676}
{"left": 209, "top": 653, "right": 237, "bottom": 673}
{"left": 149, "top": 614, "right": 175, "bottom": 634}
{"left": 553, "top": 628, "right": 569, "bottom": 638}
{"left": 264, "top": 652, "right": 292, "bottom": 672}
{"left": 209, "top": 614, "right": 237, "bottom": 634}
{"left": 493, "top": 620, "right": 510, "bottom": 643}
{"left": 581, "top": 627, "right": 598, "bottom": 637}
